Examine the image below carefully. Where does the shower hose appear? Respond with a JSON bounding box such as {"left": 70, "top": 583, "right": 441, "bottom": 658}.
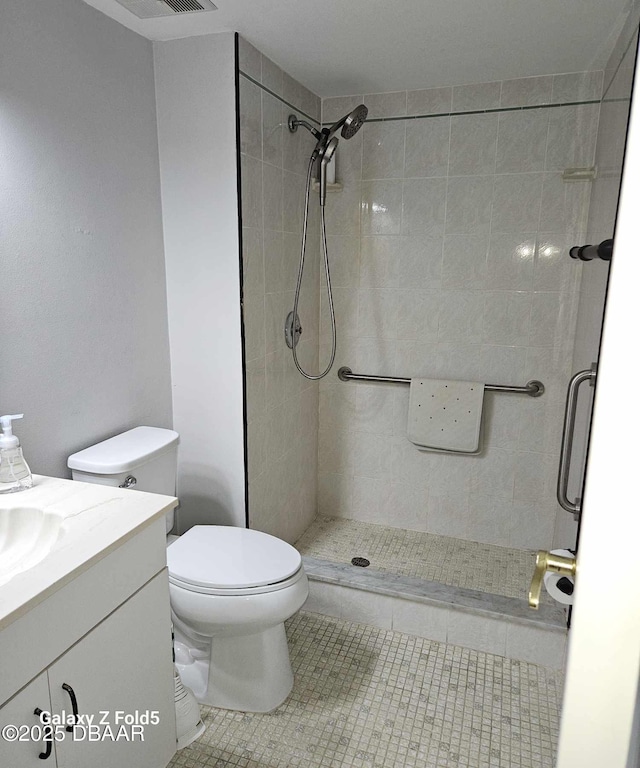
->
{"left": 290, "top": 153, "right": 337, "bottom": 381}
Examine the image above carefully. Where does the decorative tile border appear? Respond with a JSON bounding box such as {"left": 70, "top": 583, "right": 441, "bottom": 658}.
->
{"left": 240, "top": 70, "right": 321, "bottom": 125}
{"left": 242, "top": 66, "right": 609, "bottom": 127}
{"left": 363, "top": 98, "right": 601, "bottom": 124}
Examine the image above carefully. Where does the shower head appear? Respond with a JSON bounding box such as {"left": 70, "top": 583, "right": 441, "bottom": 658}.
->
{"left": 327, "top": 104, "right": 368, "bottom": 140}
{"left": 289, "top": 104, "right": 367, "bottom": 158}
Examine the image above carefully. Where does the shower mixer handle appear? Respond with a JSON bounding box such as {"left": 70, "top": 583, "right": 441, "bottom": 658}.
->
{"left": 285, "top": 311, "right": 303, "bottom": 350}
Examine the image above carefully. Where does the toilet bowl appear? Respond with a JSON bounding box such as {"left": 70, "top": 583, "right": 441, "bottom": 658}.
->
{"left": 67, "top": 427, "right": 309, "bottom": 714}
{"left": 167, "top": 525, "right": 309, "bottom": 712}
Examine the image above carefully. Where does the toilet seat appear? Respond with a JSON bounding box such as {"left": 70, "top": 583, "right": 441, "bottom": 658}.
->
{"left": 167, "top": 525, "right": 303, "bottom": 592}
{"left": 169, "top": 566, "right": 306, "bottom": 597}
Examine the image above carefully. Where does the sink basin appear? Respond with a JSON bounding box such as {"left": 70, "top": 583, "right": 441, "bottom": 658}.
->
{"left": 0, "top": 507, "right": 64, "bottom": 586}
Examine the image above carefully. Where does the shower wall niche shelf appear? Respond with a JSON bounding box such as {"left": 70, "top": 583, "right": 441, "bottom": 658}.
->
{"left": 311, "top": 180, "right": 343, "bottom": 193}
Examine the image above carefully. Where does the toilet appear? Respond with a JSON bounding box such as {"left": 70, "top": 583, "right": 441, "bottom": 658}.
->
{"left": 67, "top": 427, "right": 309, "bottom": 713}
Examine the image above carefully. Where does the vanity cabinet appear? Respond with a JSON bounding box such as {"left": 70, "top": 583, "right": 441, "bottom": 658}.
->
{"left": 0, "top": 572, "right": 174, "bottom": 768}
{"left": 0, "top": 514, "right": 177, "bottom": 768}
{"left": 49, "top": 571, "right": 175, "bottom": 768}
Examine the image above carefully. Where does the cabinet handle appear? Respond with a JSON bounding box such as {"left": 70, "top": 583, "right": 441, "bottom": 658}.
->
{"left": 33, "top": 708, "right": 53, "bottom": 760}
{"left": 61, "top": 683, "right": 79, "bottom": 732}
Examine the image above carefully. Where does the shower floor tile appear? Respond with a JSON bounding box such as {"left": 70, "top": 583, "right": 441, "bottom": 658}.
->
{"left": 169, "top": 611, "right": 562, "bottom": 768}
{"left": 295, "top": 517, "right": 536, "bottom": 600}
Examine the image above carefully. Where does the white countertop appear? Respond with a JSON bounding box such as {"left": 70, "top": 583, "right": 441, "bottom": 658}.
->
{"left": 0, "top": 475, "right": 177, "bottom": 630}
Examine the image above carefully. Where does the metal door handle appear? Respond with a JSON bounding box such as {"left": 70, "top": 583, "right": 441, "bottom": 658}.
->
{"left": 529, "top": 550, "right": 577, "bottom": 609}
{"left": 557, "top": 365, "right": 597, "bottom": 520}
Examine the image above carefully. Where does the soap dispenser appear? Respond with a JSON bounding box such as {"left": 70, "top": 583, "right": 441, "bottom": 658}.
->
{"left": 0, "top": 414, "right": 33, "bottom": 493}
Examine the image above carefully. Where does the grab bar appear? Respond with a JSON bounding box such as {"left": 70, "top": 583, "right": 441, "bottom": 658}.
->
{"left": 337, "top": 367, "right": 545, "bottom": 396}
{"left": 557, "top": 364, "right": 597, "bottom": 520}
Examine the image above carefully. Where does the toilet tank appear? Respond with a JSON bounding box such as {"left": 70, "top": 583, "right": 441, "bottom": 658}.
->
{"left": 67, "top": 427, "right": 179, "bottom": 533}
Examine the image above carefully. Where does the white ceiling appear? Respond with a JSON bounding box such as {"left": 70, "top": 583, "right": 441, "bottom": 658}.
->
{"left": 82, "top": 0, "right": 632, "bottom": 96}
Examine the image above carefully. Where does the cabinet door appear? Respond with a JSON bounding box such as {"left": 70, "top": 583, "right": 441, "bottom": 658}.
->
{"left": 49, "top": 570, "right": 176, "bottom": 768}
{"left": 0, "top": 673, "right": 55, "bottom": 767}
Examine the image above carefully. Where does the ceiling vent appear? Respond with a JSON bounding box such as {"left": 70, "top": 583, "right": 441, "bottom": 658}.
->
{"left": 113, "top": 0, "right": 218, "bottom": 18}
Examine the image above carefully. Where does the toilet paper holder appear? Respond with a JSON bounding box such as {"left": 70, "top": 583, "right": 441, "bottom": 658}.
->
{"left": 529, "top": 550, "right": 577, "bottom": 609}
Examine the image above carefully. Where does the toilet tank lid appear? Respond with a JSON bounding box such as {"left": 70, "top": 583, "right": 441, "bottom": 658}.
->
{"left": 67, "top": 427, "right": 179, "bottom": 474}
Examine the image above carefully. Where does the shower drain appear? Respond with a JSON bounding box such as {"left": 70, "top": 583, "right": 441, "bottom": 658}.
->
{"left": 351, "top": 557, "right": 370, "bottom": 567}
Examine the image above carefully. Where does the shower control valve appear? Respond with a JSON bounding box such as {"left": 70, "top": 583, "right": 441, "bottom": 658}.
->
{"left": 284, "top": 311, "right": 303, "bottom": 350}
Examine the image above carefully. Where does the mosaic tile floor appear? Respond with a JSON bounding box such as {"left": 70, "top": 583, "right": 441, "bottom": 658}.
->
{"left": 169, "top": 612, "right": 562, "bottom": 768}
{"left": 295, "top": 517, "right": 536, "bottom": 601}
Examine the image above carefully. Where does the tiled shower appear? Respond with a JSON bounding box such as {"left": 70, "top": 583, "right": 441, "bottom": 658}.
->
{"left": 239, "top": 41, "right": 322, "bottom": 544}
{"left": 171, "top": 16, "right": 635, "bottom": 768}
{"left": 317, "top": 76, "right": 600, "bottom": 554}
{"left": 238, "top": 22, "right": 632, "bottom": 652}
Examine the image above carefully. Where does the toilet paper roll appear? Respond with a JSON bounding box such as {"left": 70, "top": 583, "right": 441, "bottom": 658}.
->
{"left": 543, "top": 548, "right": 575, "bottom": 605}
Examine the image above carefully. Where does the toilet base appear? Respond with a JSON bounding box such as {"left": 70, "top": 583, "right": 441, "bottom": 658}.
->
{"left": 174, "top": 622, "right": 294, "bottom": 713}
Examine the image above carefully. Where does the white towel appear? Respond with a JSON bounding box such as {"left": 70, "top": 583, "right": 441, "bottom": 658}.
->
{"left": 407, "top": 378, "right": 485, "bottom": 453}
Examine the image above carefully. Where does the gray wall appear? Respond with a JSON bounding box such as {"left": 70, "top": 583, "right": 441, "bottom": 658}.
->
{"left": 0, "top": 0, "right": 173, "bottom": 477}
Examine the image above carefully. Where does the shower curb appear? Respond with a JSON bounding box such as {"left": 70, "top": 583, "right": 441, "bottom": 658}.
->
{"left": 302, "top": 556, "right": 568, "bottom": 668}
{"left": 302, "top": 556, "right": 566, "bottom": 630}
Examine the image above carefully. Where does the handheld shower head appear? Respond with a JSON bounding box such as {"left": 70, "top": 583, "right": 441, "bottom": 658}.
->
{"left": 322, "top": 136, "right": 339, "bottom": 164}
{"left": 319, "top": 137, "right": 339, "bottom": 207}
{"left": 286, "top": 105, "right": 367, "bottom": 380}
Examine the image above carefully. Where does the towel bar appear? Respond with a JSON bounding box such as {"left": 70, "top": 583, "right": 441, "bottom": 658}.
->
{"left": 337, "top": 367, "right": 545, "bottom": 397}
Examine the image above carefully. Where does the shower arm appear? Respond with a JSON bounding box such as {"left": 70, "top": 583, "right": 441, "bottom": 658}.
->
{"left": 287, "top": 115, "right": 324, "bottom": 141}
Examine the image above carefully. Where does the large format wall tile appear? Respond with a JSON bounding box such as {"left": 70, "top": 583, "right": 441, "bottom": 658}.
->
{"left": 239, "top": 36, "right": 321, "bottom": 543}
{"left": 318, "top": 71, "right": 602, "bottom": 549}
